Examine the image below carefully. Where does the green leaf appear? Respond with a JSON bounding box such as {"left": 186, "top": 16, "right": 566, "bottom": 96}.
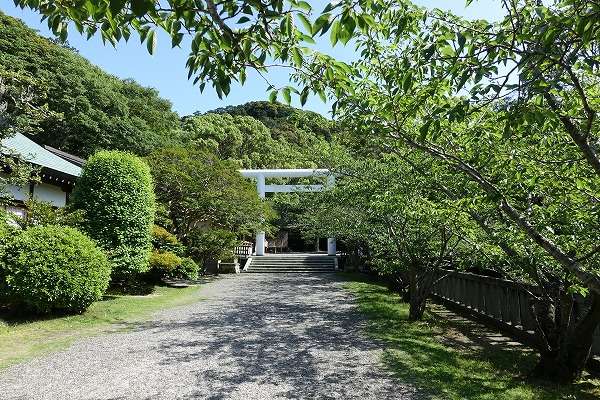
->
{"left": 457, "top": 32, "right": 466, "bottom": 50}
{"left": 457, "top": 71, "right": 469, "bottom": 91}
{"left": 146, "top": 30, "right": 156, "bottom": 54}
{"left": 296, "top": 1, "right": 311, "bottom": 11}
{"left": 269, "top": 90, "right": 278, "bottom": 103}
{"left": 298, "top": 14, "right": 312, "bottom": 34}
{"left": 237, "top": 16, "right": 250, "bottom": 24}
{"left": 402, "top": 72, "right": 412, "bottom": 92}
{"left": 418, "top": 121, "right": 432, "bottom": 142}
{"left": 291, "top": 48, "right": 303, "bottom": 67}
{"left": 329, "top": 20, "right": 339, "bottom": 46}
{"left": 171, "top": 33, "right": 183, "bottom": 48}
{"left": 131, "top": 0, "right": 151, "bottom": 17}
{"left": 318, "top": 89, "right": 326, "bottom": 102}
{"left": 300, "top": 87, "right": 309, "bottom": 106}
{"left": 282, "top": 87, "right": 291, "bottom": 104}
{"left": 312, "top": 13, "right": 330, "bottom": 36}
{"left": 109, "top": 0, "right": 126, "bottom": 16}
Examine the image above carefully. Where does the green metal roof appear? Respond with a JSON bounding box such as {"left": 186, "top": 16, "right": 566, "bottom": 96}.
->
{"left": 2, "top": 133, "right": 81, "bottom": 177}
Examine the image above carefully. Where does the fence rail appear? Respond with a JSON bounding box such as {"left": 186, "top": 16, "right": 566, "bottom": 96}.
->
{"left": 432, "top": 270, "right": 600, "bottom": 356}
{"left": 234, "top": 242, "right": 253, "bottom": 259}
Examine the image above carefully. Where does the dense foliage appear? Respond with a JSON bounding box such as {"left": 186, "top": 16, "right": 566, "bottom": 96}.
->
{"left": 148, "top": 225, "right": 199, "bottom": 281}
{"left": 148, "top": 250, "right": 181, "bottom": 280}
{"left": 212, "top": 101, "right": 333, "bottom": 144}
{"left": 186, "top": 228, "right": 239, "bottom": 264}
{"left": 147, "top": 251, "right": 199, "bottom": 281}
{"left": 180, "top": 102, "right": 332, "bottom": 168}
{"left": 146, "top": 147, "right": 274, "bottom": 265}
{"left": 294, "top": 0, "right": 600, "bottom": 383}
{"left": 14, "top": 199, "right": 84, "bottom": 230}
{"left": 21, "top": 0, "right": 600, "bottom": 384}
{"left": 0, "top": 12, "right": 181, "bottom": 157}
{"left": 71, "top": 151, "right": 155, "bottom": 280}
{"left": 147, "top": 147, "right": 272, "bottom": 235}
{"left": 151, "top": 225, "right": 184, "bottom": 255}
{"left": 0, "top": 225, "right": 111, "bottom": 314}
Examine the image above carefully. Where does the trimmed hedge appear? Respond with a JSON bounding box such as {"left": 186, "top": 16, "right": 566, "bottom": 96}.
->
{"left": 151, "top": 225, "right": 184, "bottom": 255}
{"left": 148, "top": 251, "right": 199, "bottom": 281}
{"left": 71, "top": 151, "right": 155, "bottom": 279}
{"left": 0, "top": 225, "right": 111, "bottom": 314}
{"left": 148, "top": 250, "right": 182, "bottom": 280}
{"left": 178, "top": 257, "right": 200, "bottom": 280}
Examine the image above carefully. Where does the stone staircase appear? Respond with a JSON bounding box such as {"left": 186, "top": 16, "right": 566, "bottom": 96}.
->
{"left": 244, "top": 254, "right": 336, "bottom": 273}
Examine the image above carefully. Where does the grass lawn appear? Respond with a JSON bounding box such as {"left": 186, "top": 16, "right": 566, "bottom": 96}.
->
{"left": 0, "top": 283, "right": 208, "bottom": 371}
{"left": 343, "top": 274, "right": 600, "bottom": 400}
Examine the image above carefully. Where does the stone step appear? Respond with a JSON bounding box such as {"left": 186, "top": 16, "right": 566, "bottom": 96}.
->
{"left": 253, "top": 258, "right": 332, "bottom": 260}
{"left": 247, "top": 265, "right": 335, "bottom": 268}
{"left": 251, "top": 261, "right": 334, "bottom": 265}
{"left": 246, "top": 254, "right": 337, "bottom": 273}
{"left": 246, "top": 269, "right": 335, "bottom": 273}
{"left": 250, "top": 262, "right": 334, "bottom": 266}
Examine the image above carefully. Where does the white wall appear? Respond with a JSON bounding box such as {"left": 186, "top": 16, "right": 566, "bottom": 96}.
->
{"left": 32, "top": 182, "right": 67, "bottom": 207}
{"left": 4, "top": 183, "right": 29, "bottom": 201}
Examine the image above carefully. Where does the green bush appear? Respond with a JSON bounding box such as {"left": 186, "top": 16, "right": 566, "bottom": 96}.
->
{"left": 147, "top": 252, "right": 200, "bottom": 281}
{"left": 187, "top": 228, "right": 238, "bottom": 265}
{"left": 151, "top": 225, "right": 184, "bottom": 255}
{"left": 0, "top": 225, "right": 111, "bottom": 314}
{"left": 0, "top": 209, "right": 16, "bottom": 303}
{"left": 0, "top": 207, "right": 16, "bottom": 244}
{"left": 15, "top": 199, "right": 84, "bottom": 229}
{"left": 71, "top": 151, "right": 155, "bottom": 280}
{"left": 148, "top": 250, "right": 181, "bottom": 281}
{"left": 176, "top": 257, "right": 200, "bottom": 280}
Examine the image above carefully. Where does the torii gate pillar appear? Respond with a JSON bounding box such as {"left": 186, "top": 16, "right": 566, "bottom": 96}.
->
{"left": 256, "top": 174, "right": 266, "bottom": 256}
{"left": 327, "top": 238, "right": 336, "bottom": 256}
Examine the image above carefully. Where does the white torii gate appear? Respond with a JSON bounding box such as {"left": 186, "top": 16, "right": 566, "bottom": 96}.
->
{"left": 239, "top": 169, "right": 336, "bottom": 256}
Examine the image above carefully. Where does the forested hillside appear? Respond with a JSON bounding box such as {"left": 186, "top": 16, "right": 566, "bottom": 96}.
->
{"left": 0, "top": 12, "right": 181, "bottom": 157}
{"left": 213, "top": 101, "right": 333, "bottom": 143}
{"left": 177, "top": 101, "right": 332, "bottom": 168}
{"left": 0, "top": 12, "right": 331, "bottom": 167}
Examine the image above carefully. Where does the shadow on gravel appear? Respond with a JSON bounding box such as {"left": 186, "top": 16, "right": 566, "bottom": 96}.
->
{"left": 120, "top": 274, "right": 413, "bottom": 400}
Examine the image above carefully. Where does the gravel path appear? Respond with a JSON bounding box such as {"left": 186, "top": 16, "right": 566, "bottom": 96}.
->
{"left": 0, "top": 273, "right": 416, "bottom": 400}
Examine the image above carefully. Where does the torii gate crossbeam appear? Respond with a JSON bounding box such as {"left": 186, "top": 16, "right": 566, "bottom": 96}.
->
{"left": 239, "top": 169, "right": 336, "bottom": 256}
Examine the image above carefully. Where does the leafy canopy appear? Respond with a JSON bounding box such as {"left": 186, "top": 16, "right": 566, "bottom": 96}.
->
{"left": 0, "top": 12, "right": 181, "bottom": 156}
{"left": 146, "top": 147, "right": 275, "bottom": 241}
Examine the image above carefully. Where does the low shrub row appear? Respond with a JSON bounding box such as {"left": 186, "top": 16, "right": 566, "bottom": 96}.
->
{"left": 0, "top": 149, "right": 238, "bottom": 316}
{"left": 0, "top": 151, "right": 158, "bottom": 315}
{"left": 147, "top": 251, "right": 199, "bottom": 282}
{"left": 148, "top": 225, "right": 200, "bottom": 281}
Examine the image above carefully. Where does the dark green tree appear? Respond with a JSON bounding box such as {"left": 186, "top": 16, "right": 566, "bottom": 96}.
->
{"left": 71, "top": 151, "right": 155, "bottom": 280}
{"left": 145, "top": 147, "right": 274, "bottom": 247}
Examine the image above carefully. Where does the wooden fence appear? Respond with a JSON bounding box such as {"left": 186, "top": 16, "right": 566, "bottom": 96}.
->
{"left": 432, "top": 270, "right": 600, "bottom": 356}
{"left": 234, "top": 242, "right": 253, "bottom": 259}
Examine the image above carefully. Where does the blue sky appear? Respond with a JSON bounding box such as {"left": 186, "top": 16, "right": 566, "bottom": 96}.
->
{"left": 2, "top": 1, "right": 503, "bottom": 117}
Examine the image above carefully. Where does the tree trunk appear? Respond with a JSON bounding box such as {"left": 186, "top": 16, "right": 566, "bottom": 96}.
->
{"left": 407, "top": 265, "right": 435, "bottom": 321}
{"left": 531, "top": 292, "right": 600, "bottom": 383}
{"left": 408, "top": 291, "right": 427, "bottom": 320}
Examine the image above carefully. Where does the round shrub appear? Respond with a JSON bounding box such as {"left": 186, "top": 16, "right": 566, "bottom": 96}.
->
{"left": 175, "top": 257, "right": 200, "bottom": 280}
{"left": 70, "top": 151, "right": 155, "bottom": 280}
{"left": 148, "top": 250, "right": 182, "bottom": 281}
{"left": 0, "top": 225, "right": 111, "bottom": 314}
{"left": 151, "top": 225, "right": 184, "bottom": 255}
{"left": 147, "top": 252, "right": 199, "bottom": 281}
